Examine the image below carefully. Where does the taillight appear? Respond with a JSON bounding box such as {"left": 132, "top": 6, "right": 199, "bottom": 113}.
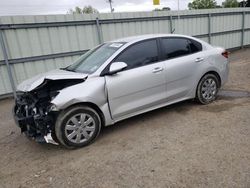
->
{"left": 222, "top": 51, "right": 229, "bottom": 58}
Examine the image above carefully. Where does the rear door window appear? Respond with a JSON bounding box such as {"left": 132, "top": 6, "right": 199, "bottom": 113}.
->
{"left": 161, "top": 38, "right": 190, "bottom": 59}
{"left": 161, "top": 37, "right": 202, "bottom": 60}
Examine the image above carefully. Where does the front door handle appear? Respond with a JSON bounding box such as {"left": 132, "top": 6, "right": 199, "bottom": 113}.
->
{"left": 152, "top": 67, "right": 164, "bottom": 73}
{"left": 195, "top": 57, "right": 204, "bottom": 63}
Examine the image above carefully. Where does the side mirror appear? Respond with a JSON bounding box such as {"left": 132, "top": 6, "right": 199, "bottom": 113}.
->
{"left": 108, "top": 62, "right": 127, "bottom": 75}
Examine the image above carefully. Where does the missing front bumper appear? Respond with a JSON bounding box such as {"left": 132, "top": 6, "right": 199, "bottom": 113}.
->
{"left": 13, "top": 98, "right": 59, "bottom": 145}
{"left": 23, "top": 131, "right": 58, "bottom": 145}
{"left": 44, "top": 133, "right": 59, "bottom": 145}
{"left": 14, "top": 116, "right": 59, "bottom": 145}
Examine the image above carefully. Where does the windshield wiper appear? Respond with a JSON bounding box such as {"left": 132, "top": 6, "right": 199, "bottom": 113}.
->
{"left": 60, "top": 67, "right": 76, "bottom": 72}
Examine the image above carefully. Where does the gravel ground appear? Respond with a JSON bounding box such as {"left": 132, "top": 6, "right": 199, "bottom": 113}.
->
{"left": 0, "top": 49, "right": 250, "bottom": 188}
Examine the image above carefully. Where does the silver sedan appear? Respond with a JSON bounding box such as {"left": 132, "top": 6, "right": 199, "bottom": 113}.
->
{"left": 14, "top": 34, "right": 229, "bottom": 148}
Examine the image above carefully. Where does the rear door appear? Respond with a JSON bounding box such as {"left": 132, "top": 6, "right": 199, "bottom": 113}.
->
{"left": 160, "top": 37, "right": 203, "bottom": 101}
{"left": 105, "top": 39, "right": 167, "bottom": 119}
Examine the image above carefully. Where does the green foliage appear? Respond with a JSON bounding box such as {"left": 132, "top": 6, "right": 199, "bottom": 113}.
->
{"left": 154, "top": 7, "right": 171, "bottom": 11}
{"left": 239, "top": 0, "right": 250, "bottom": 7}
{"left": 162, "top": 7, "right": 171, "bottom": 10}
{"left": 68, "top": 6, "right": 99, "bottom": 14}
{"left": 188, "top": 0, "right": 217, "bottom": 9}
{"left": 222, "top": 0, "right": 239, "bottom": 7}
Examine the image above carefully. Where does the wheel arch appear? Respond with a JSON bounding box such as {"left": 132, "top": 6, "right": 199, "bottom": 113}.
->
{"left": 62, "top": 102, "right": 106, "bottom": 127}
{"left": 194, "top": 70, "right": 221, "bottom": 99}
{"left": 201, "top": 71, "right": 221, "bottom": 88}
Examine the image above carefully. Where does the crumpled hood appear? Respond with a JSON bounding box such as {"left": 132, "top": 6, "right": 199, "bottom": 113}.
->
{"left": 17, "top": 69, "right": 88, "bottom": 92}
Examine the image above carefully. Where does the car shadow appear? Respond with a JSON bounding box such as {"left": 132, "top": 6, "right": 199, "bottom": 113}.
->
{"left": 99, "top": 99, "right": 196, "bottom": 139}
{"left": 99, "top": 89, "right": 250, "bottom": 140}
{"left": 19, "top": 89, "right": 250, "bottom": 150}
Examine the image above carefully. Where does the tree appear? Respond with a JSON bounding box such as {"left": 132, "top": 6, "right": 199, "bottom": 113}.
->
{"left": 107, "top": 0, "right": 114, "bottom": 12}
{"left": 188, "top": 0, "right": 217, "bottom": 9}
{"left": 239, "top": 0, "right": 250, "bottom": 7}
{"left": 68, "top": 5, "right": 99, "bottom": 14}
{"left": 162, "top": 7, "right": 171, "bottom": 10}
{"left": 154, "top": 7, "right": 171, "bottom": 11}
{"left": 222, "top": 0, "right": 239, "bottom": 7}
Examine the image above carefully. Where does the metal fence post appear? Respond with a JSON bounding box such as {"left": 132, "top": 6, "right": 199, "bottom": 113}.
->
{"left": 241, "top": 11, "right": 245, "bottom": 48}
{"left": 170, "top": 15, "right": 174, "bottom": 33}
{"left": 169, "top": 15, "right": 173, "bottom": 33}
{"left": 208, "top": 13, "right": 212, "bottom": 44}
{"left": 95, "top": 17, "right": 103, "bottom": 44}
{"left": 0, "top": 30, "right": 16, "bottom": 98}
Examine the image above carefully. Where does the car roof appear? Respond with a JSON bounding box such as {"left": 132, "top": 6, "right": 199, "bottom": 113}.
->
{"left": 109, "top": 34, "right": 211, "bottom": 50}
{"left": 111, "top": 34, "right": 196, "bottom": 43}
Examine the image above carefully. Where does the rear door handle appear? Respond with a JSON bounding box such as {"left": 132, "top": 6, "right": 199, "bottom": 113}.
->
{"left": 152, "top": 67, "right": 164, "bottom": 73}
{"left": 195, "top": 57, "right": 204, "bottom": 63}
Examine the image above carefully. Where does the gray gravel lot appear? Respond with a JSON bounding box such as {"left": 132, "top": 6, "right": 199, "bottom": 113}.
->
{"left": 0, "top": 48, "right": 250, "bottom": 188}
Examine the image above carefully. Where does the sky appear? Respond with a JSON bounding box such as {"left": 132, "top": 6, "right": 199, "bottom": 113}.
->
{"left": 0, "top": 0, "right": 225, "bottom": 16}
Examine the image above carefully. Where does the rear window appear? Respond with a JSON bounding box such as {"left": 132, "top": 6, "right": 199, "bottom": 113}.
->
{"left": 161, "top": 37, "right": 202, "bottom": 60}
{"left": 188, "top": 39, "right": 202, "bottom": 53}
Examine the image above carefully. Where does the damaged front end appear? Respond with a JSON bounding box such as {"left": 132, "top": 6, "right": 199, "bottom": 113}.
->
{"left": 14, "top": 90, "right": 59, "bottom": 144}
{"left": 13, "top": 78, "right": 86, "bottom": 145}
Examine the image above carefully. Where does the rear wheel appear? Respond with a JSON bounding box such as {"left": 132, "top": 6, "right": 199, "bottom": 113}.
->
{"left": 55, "top": 105, "right": 101, "bottom": 148}
{"left": 196, "top": 74, "right": 219, "bottom": 104}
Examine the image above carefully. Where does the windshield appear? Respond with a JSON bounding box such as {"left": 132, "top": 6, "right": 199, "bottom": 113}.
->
{"left": 65, "top": 42, "right": 126, "bottom": 74}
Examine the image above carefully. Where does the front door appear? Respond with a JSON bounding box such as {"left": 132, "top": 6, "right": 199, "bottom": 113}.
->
{"left": 105, "top": 39, "right": 166, "bottom": 119}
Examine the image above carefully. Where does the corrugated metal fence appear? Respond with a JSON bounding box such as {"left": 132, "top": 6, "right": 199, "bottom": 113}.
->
{"left": 0, "top": 8, "right": 250, "bottom": 98}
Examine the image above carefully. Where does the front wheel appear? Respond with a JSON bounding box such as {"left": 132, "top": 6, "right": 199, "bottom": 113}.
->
{"left": 196, "top": 74, "right": 219, "bottom": 104}
{"left": 55, "top": 105, "right": 101, "bottom": 148}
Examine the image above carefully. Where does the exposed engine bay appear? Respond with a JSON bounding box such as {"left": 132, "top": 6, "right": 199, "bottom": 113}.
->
{"left": 13, "top": 79, "right": 85, "bottom": 144}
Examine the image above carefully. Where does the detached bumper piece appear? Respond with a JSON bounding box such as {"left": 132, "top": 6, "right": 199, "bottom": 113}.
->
{"left": 13, "top": 92, "right": 58, "bottom": 145}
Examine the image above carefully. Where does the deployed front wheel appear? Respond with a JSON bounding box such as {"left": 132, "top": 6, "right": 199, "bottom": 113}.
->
{"left": 196, "top": 74, "right": 219, "bottom": 104}
{"left": 55, "top": 105, "right": 101, "bottom": 148}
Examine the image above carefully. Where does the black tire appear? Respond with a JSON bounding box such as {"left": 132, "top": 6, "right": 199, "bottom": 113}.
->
{"left": 196, "top": 74, "right": 219, "bottom": 104}
{"left": 55, "top": 105, "right": 101, "bottom": 149}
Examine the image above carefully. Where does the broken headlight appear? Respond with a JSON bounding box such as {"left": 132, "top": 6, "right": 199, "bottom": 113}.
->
{"left": 49, "top": 103, "right": 59, "bottom": 111}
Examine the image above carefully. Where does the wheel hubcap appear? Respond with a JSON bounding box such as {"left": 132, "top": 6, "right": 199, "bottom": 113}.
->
{"left": 65, "top": 113, "right": 96, "bottom": 143}
{"left": 201, "top": 78, "right": 217, "bottom": 100}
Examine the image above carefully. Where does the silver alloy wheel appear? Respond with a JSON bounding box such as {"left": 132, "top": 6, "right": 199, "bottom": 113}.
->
{"left": 201, "top": 78, "right": 217, "bottom": 100}
{"left": 65, "top": 113, "right": 96, "bottom": 144}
